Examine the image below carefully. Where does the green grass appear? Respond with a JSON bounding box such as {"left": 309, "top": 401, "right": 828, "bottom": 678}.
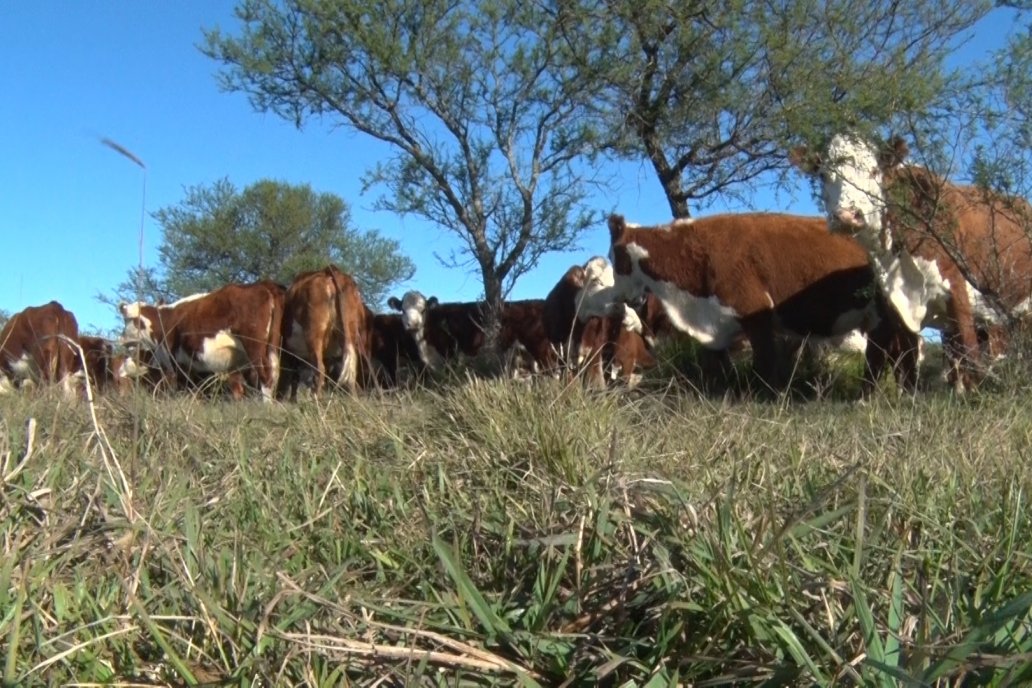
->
{"left": 2, "top": 369, "right": 1032, "bottom": 686}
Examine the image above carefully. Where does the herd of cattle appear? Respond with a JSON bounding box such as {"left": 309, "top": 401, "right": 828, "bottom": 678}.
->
{"left": 3, "top": 134, "right": 1032, "bottom": 401}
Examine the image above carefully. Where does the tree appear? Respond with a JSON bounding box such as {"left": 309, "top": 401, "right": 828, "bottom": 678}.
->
{"left": 105, "top": 178, "right": 414, "bottom": 308}
{"left": 0, "top": 308, "right": 9, "bottom": 332}
{"left": 556, "top": 0, "right": 990, "bottom": 218}
{"left": 203, "top": 0, "right": 598, "bottom": 324}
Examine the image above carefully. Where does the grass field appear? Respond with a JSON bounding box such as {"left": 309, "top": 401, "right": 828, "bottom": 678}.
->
{"left": 3, "top": 354, "right": 1032, "bottom": 686}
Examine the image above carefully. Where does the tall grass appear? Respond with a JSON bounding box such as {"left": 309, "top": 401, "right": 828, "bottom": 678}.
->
{"left": 2, "top": 375, "right": 1031, "bottom": 685}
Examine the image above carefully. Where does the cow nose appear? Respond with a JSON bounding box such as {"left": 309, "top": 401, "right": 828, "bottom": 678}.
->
{"left": 834, "top": 206, "right": 865, "bottom": 229}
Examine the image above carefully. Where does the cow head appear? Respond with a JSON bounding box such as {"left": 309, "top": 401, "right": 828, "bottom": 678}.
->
{"left": 791, "top": 134, "right": 909, "bottom": 250}
{"left": 388, "top": 291, "right": 438, "bottom": 334}
{"left": 607, "top": 214, "right": 651, "bottom": 304}
{"left": 118, "top": 301, "right": 157, "bottom": 346}
{"left": 387, "top": 290, "right": 442, "bottom": 367}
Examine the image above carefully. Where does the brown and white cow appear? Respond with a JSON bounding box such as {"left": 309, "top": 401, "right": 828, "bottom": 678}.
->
{"left": 76, "top": 335, "right": 137, "bottom": 394}
{"left": 543, "top": 258, "right": 666, "bottom": 386}
{"left": 607, "top": 213, "right": 918, "bottom": 392}
{"left": 0, "top": 301, "right": 80, "bottom": 395}
{"left": 119, "top": 280, "right": 285, "bottom": 401}
{"left": 388, "top": 294, "right": 557, "bottom": 373}
{"left": 792, "top": 134, "right": 1032, "bottom": 390}
{"left": 280, "top": 265, "right": 371, "bottom": 398}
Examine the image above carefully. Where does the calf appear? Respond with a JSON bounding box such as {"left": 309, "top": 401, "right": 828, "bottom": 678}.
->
{"left": 607, "top": 212, "right": 917, "bottom": 392}
{"left": 0, "top": 301, "right": 80, "bottom": 395}
{"left": 76, "top": 335, "right": 136, "bottom": 394}
{"left": 791, "top": 134, "right": 1032, "bottom": 390}
{"left": 120, "top": 280, "right": 285, "bottom": 401}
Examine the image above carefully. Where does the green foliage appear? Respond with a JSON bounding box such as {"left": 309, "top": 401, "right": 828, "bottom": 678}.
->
{"left": 204, "top": 0, "right": 599, "bottom": 304}
{"left": 558, "top": 0, "right": 990, "bottom": 217}
{"left": 150, "top": 178, "right": 414, "bottom": 307}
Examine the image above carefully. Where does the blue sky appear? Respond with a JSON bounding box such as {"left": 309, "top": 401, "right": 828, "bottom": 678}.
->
{"left": 0, "top": 3, "right": 1019, "bottom": 333}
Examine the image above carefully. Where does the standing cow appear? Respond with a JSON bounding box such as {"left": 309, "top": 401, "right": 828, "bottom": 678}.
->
{"left": 280, "top": 265, "right": 371, "bottom": 398}
{"left": 607, "top": 213, "right": 917, "bottom": 393}
{"left": 0, "top": 301, "right": 80, "bottom": 395}
{"left": 119, "top": 280, "right": 285, "bottom": 401}
{"left": 791, "top": 134, "right": 1032, "bottom": 390}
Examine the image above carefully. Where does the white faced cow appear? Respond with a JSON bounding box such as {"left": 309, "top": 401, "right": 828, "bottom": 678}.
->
{"left": 607, "top": 213, "right": 918, "bottom": 393}
{"left": 792, "top": 134, "right": 1032, "bottom": 390}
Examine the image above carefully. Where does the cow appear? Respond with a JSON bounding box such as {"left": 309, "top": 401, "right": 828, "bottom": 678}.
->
{"left": 791, "top": 134, "right": 1032, "bottom": 390}
{"left": 388, "top": 293, "right": 557, "bottom": 374}
{"left": 575, "top": 303, "right": 660, "bottom": 388}
{"left": 119, "top": 280, "right": 285, "bottom": 401}
{"left": 606, "top": 212, "right": 918, "bottom": 393}
{"left": 76, "top": 335, "right": 137, "bottom": 394}
{"left": 543, "top": 257, "right": 666, "bottom": 386}
{"left": 280, "top": 265, "right": 371, "bottom": 399}
{"left": 0, "top": 301, "right": 81, "bottom": 395}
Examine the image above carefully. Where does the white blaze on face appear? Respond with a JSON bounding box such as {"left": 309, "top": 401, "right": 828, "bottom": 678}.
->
{"left": 120, "top": 302, "right": 156, "bottom": 345}
{"left": 820, "top": 135, "right": 887, "bottom": 246}
{"left": 396, "top": 290, "right": 443, "bottom": 368}
{"left": 577, "top": 256, "right": 620, "bottom": 320}
{"left": 398, "top": 291, "right": 429, "bottom": 332}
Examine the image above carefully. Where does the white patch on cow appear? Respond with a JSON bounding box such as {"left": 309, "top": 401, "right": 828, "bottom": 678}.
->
{"left": 8, "top": 353, "right": 36, "bottom": 382}
{"left": 0, "top": 374, "right": 15, "bottom": 394}
{"left": 167, "top": 292, "right": 209, "bottom": 307}
{"left": 185, "top": 329, "right": 244, "bottom": 373}
{"left": 576, "top": 257, "right": 621, "bottom": 321}
{"left": 620, "top": 304, "right": 643, "bottom": 334}
{"left": 877, "top": 253, "right": 952, "bottom": 333}
{"left": 117, "top": 356, "right": 144, "bottom": 380}
{"left": 338, "top": 342, "right": 358, "bottom": 391}
{"left": 615, "top": 240, "right": 742, "bottom": 349}
{"left": 819, "top": 134, "right": 890, "bottom": 251}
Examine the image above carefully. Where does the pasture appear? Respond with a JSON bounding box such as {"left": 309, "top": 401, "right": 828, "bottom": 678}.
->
{"left": 3, "top": 356, "right": 1032, "bottom": 686}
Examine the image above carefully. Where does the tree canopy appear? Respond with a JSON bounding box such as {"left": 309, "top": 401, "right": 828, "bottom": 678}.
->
{"left": 105, "top": 178, "right": 414, "bottom": 308}
{"left": 203, "top": 0, "right": 598, "bottom": 311}
{"left": 558, "top": 0, "right": 992, "bottom": 218}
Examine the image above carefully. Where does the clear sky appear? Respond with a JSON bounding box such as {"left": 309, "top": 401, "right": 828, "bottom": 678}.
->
{"left": 0, "top": 3, "right": 1019, "bottom": 333}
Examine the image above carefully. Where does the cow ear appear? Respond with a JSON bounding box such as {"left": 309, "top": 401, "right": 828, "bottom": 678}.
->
{"left": 387, "top": 296, "right": 402, "bottom": 311}
{"left": 427, "top": 296, "right": 439, "bottom": 309}
{"left": 880, "top": 136, "right": 908, "bottom": 169}
{"left": 789, "top": 145, "right": 820, "bottom": 174}
{"left": 608, "top": 214, "right": 627, "bottom": 242}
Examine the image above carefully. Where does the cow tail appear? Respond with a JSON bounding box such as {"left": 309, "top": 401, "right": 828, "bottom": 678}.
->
{"left": 327, "top": 266, "right": 358, "bottom": 392}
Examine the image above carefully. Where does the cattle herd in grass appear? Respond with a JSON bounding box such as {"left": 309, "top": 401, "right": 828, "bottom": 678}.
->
{"left": 3, "top": 133, "right": 1032, "bottom": 400}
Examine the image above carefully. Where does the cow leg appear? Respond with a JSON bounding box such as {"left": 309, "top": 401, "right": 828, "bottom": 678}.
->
{"left": 943, "top": 288, "right": 983, "bottom": 392}
{"left": 740, "top": 310, "right": 782, "bottom": 392}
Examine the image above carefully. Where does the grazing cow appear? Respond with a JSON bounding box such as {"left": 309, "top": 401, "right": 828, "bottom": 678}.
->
{"left": 576, "top": 303, "right": 659, "bottom": 387}
{"left": 280, "top": 265, "right": 371, "bottom": 398}
{"left": 607, "top": 213, "right": 917, "bottom": 392}
{"left": 0, "top": 301, "right": 80, "bottom": 394}
{"left": 388, "top": 294, "right": 557, "bottom": 373}
{"left": 791, "top": 134, "right": 1032, "bottom": 390}
{"left": 76, "top": 335, "right": 137, "bottom": 394}
{"left": 543, "top": 258, "right": 665, "bottom": 386}
{"left": 119, "top": 280, "right": 285, "bottom": 401}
